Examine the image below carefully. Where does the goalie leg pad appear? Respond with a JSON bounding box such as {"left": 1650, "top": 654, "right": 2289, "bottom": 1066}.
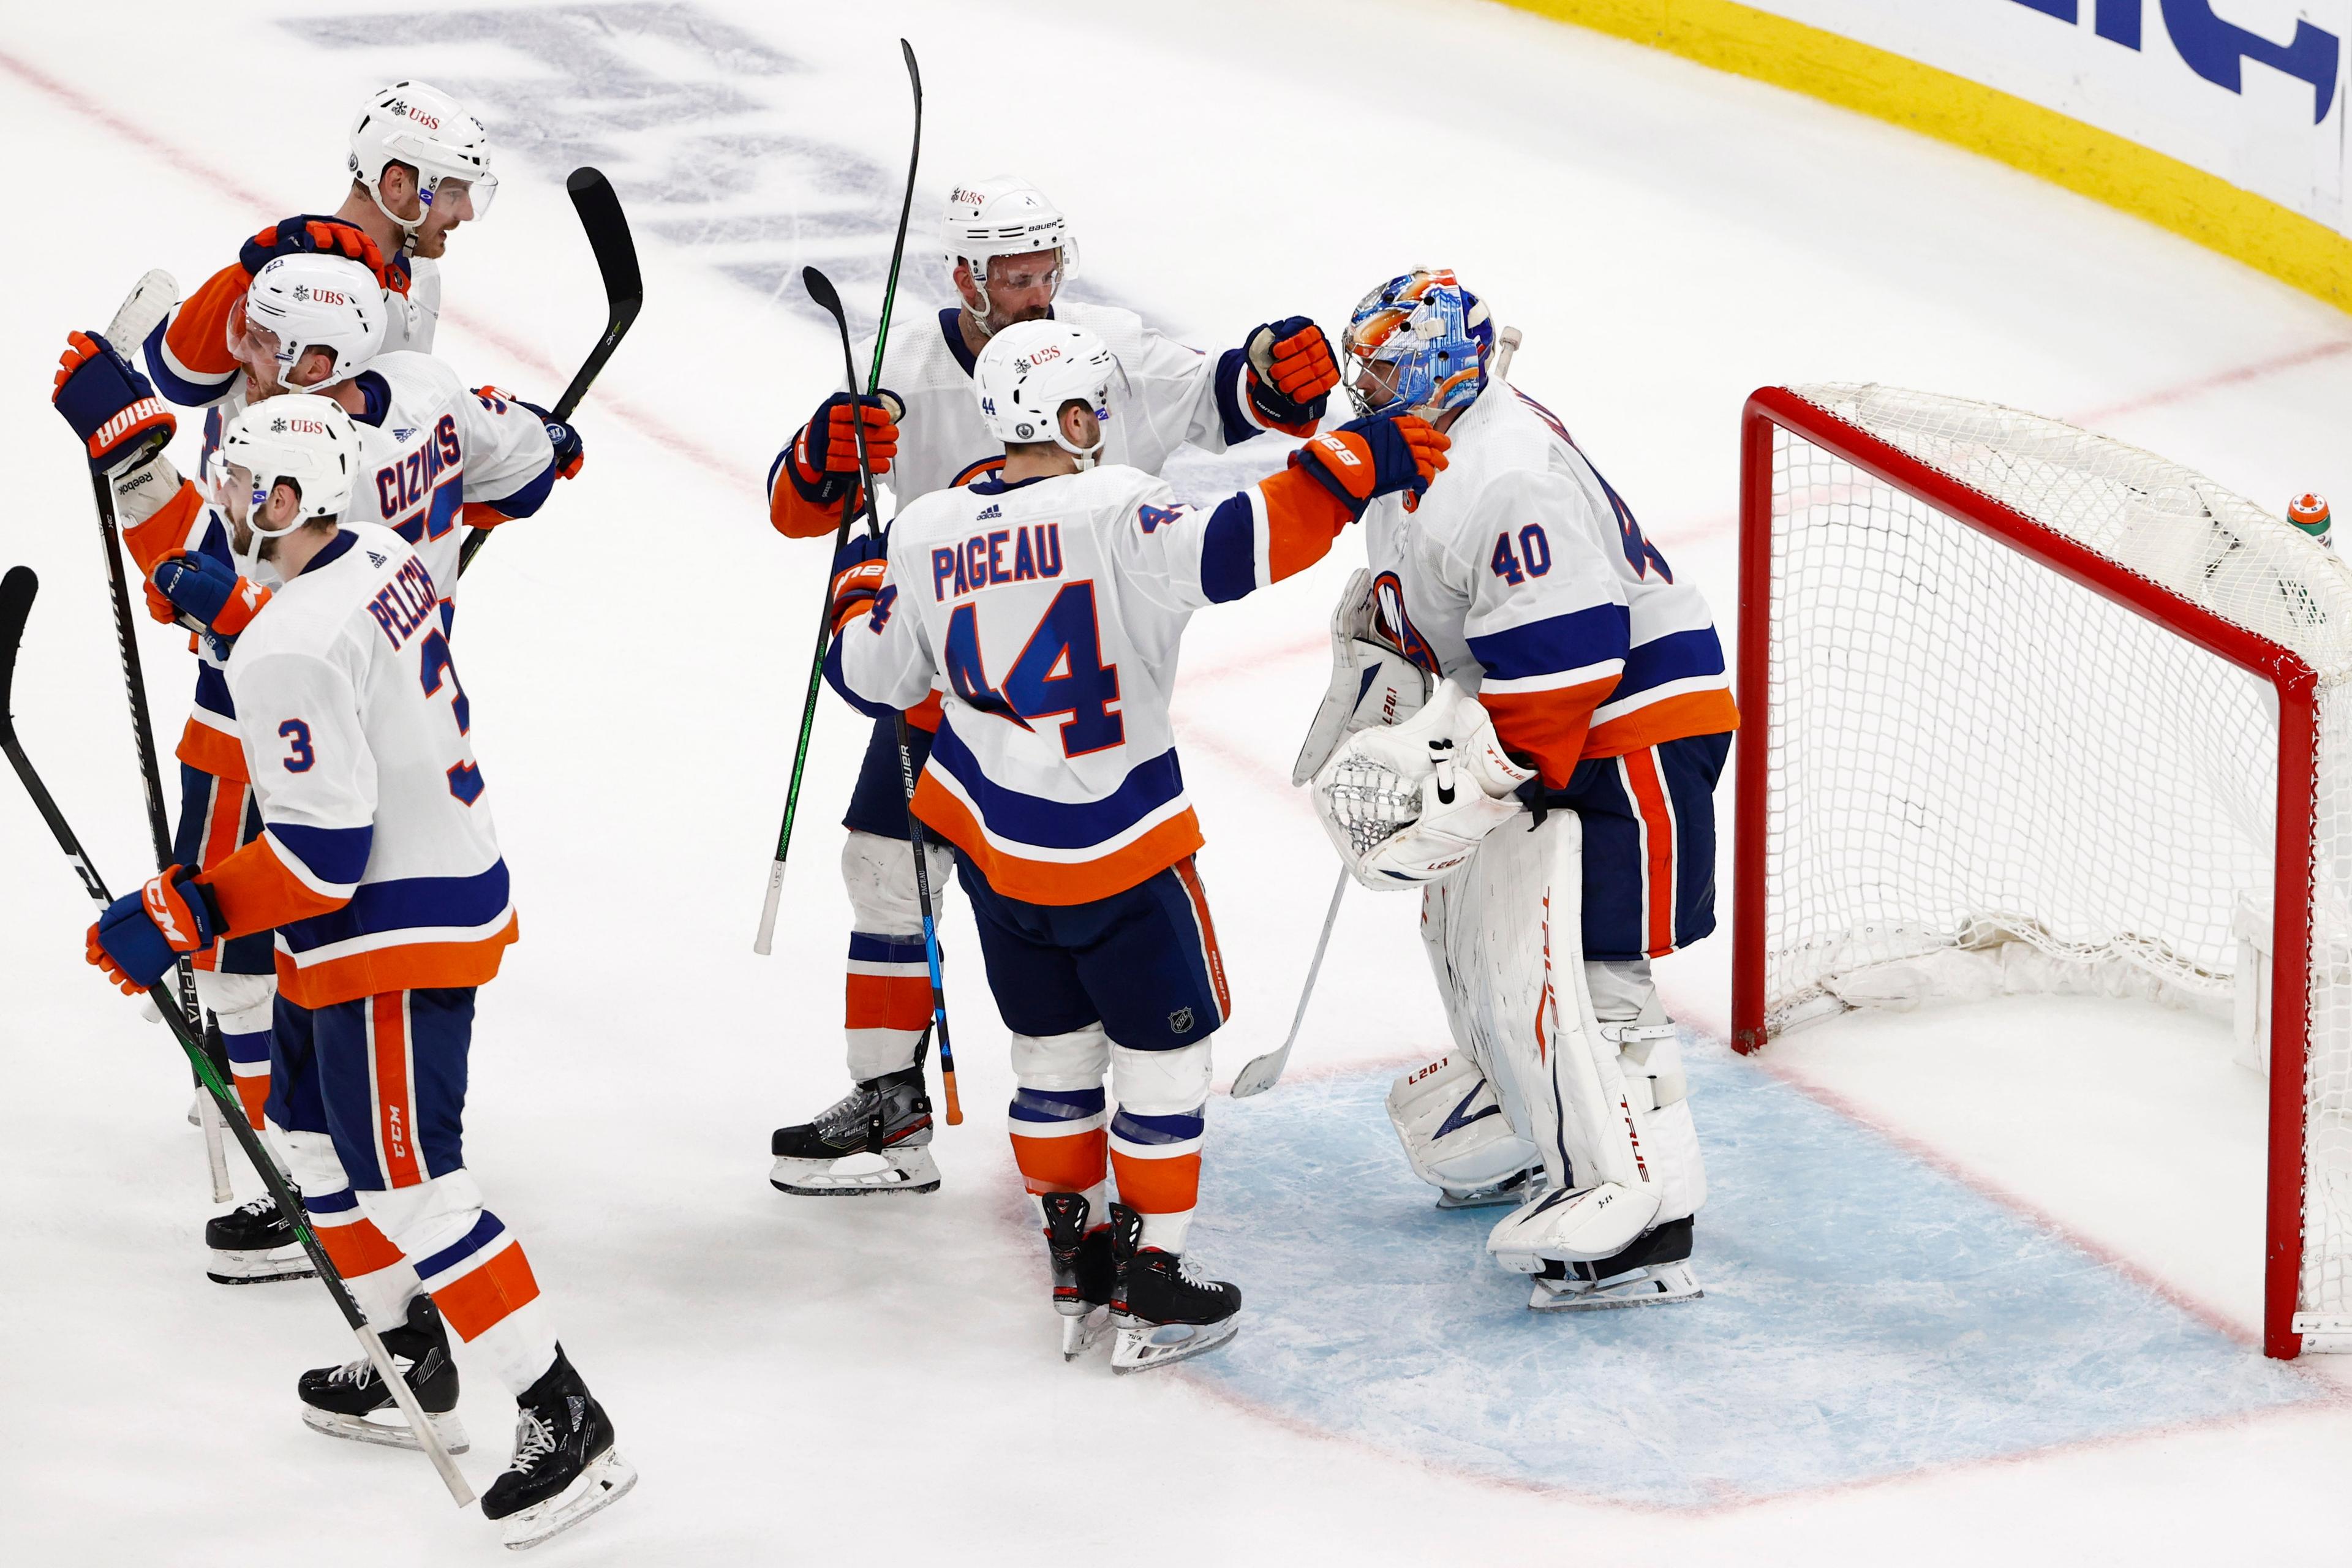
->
{"left": 1386, "top": 1054, "right": 1539, "bottom": 1204}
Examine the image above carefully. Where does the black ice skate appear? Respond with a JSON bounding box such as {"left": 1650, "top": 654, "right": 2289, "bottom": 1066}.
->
{"left": 1106, "top": 1202, "right": 1241, "bottom": 1375}
{"left": 205, "top": 1192, "right": 316, "bottom": 1284}
{"left": 481, "top": 1345, "right": 638, "bottom": 1550}
{"left": 1527, "top": 1215, "right": 1703, "bottom": 1311}
{"left": 297, "top": 1292, "right": 468, "bottom": 1453}
{"left": 769, "top": 1066, "right": 939, "bottom": 1196}
{"left": 1041, "top": 1192, "right": 1115, "bottom": 1360}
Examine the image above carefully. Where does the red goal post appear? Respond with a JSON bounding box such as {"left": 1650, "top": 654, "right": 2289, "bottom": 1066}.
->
{"left": 1732, "top": 383, "right": 2339, "bottom": 1360}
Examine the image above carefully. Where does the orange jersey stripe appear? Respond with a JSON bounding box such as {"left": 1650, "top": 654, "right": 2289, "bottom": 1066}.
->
{"left": 904, "top": 689, "right": 944, "bottom": 734}
{"left": 160, "top": 263, "right": 249, "bottom": 384}
{"left": 910, "top": 775, "right": 1205, "bottom": 906}
{"left": 770, "top": 472, "right": 864, "bottom": 539}
{"left": 121, "top": 482, "right": 207, "bottom": 578}
{"left": 1479, "top": 679, "right": 1616, "bottom": 790}
{"left": 1583, "top": 688, "right": 1740, "bottom": 760}
{"left": 176, "top": 719, "right": 249, "bottom": 783}
{"left": 432, "top": 1242, "right": 543, "bottom": 1341}
{"left": 1107, "top": 1148, "right": 1201, "bottom": 1214}
{"left": 274, "top": 915, "right": 520, "bottom": 1011}
{"left": 199, "top": 835, "right": 349, "bottom": 938}
{"left": 1254, "top": 467, "right": 1354, "bottom": 584}
{"left": 1011, "top": 1128, "right": 1109, "bottom": 1194}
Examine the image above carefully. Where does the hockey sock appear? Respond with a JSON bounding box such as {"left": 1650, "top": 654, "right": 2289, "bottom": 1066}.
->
{"left": 194, "top": 970, "right": 275, "bottom": 1130}
{"left": 845, "top": 930, "right": 932, "bottom": 1080}
{"left": 1009, "top": 1084, "right": 1109, "bottom": 1195}
{"left": 280, "top": 1127, "right": 415, "bottom": 1322}
{"left": 1107, "top": 1041, "right": 1211, "bottom": 1251}
{"left": 361, "top": 1172, "right": 556, "bottom": 1396}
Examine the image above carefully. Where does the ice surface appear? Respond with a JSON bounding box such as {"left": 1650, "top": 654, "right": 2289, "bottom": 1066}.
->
{"left": 8, "top": 0, "right": 2352, "bottom": 1561}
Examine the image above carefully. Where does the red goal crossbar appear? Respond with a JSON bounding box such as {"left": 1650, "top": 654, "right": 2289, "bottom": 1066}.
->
{"left": 1732, "top": 386, "right": 2319, "bottom": 1359}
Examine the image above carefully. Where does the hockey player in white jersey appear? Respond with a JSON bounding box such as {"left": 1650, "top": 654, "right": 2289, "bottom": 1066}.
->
{"left": 1300, "top": 270, "right": 1738, "bottom": 1310}
{"left": 766, "top": 175, "right": 1343, "bottom": 1197}
{"left": 81, "top": 398, "right": 633, "bottom": 1548}
{"left": 828, "top": 319, "right": 1448, "bottom": 1366}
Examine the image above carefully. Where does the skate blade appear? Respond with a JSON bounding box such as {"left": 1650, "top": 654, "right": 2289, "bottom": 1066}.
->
{"left": 501, "top": 1449, "right": 638, "bottom": 1551}
{"left": 769, "top": 1150, "right": 940, "bottom": 1197}
{"left": 1060, "top": 1305, "right": 1111, "bottom": 1361}
{"left": 1529, "top": 1264, "right": 1703, "bottom": 1313}
{"left": 1436, "top": 1170, "right": 1539, "bottom": 1212}
{"left": 1109, "top": 1315, "right": 1238, "bottom": 1375}
{"left": 206, "top": 1248, "right": 316, "bottom": 1285}
{"left": 301, "top": 1405, "right": 469, "bottom": 1454}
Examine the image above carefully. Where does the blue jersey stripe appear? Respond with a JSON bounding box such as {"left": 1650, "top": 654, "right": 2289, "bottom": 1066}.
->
{"left": 929, "top": 722, "right": 1185, "bottom": 851}
{"left": 270, "top": 822, "right": 374, "bottom": 888}
{"left": 1467, "top": 603, "right": 1630, "bottom": 680}
{"left": 278, "top": 859, "right": 509, "bottom": 952}
{"left": 1200, "top": 492, "right": 1258, "bottom": 603}
{"left": 1616, "top": 627, "right": 1727, "bottom": 698}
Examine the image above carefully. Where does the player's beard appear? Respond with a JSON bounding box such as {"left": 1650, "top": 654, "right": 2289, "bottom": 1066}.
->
{"left": 979, "top": 298, "right": 1051, "bottom": 339}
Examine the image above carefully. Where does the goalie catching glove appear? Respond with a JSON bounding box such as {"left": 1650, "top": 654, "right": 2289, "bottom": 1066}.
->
{"left": 1314, "top": 679, "right": 1533, "bottom": 889}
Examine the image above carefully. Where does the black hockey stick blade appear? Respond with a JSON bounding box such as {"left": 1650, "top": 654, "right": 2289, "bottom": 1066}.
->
{"left": 802, "top": 263, "right": 846, "bottom": 327}
{"left": 0, "top": 565, "right": 32, "bottom": 737}
{"left": 551, "top": 167, "right": 643, "bottom": 423}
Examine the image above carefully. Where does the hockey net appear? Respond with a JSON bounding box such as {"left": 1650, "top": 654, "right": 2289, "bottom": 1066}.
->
{"left": 1733, "top": 384, "right": 2352, "bottom": 1359}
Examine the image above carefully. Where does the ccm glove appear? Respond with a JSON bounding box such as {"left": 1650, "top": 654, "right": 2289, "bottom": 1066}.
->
{"left": 1245, "top": 317, "right": 1339, "bottom": 429}
{"left": 52, "top": 331, "right": 176, "bottom": 473}
{"left": 87, "top": 864, "right": 221, "bottom": 996}
{"left": 239, "top": 217, "right": 387, "bottom": 284}
{"left": 516, "top": 398, "right": 586, "bottom": 480}
{"left": 829, "top": 530, "right": 890, "bottom": 631}
{"left": 785, "top": 390, "right": 903, "bottom": 506}
{"left": 151, "top": 551, "right": 271, "bottom": 647}
{"left": 1291, "top": 413, "right": 1450, "bottom": 515}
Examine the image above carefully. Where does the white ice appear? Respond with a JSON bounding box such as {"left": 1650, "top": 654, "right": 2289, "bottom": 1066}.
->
{"left": 5, "top": 0, "right": 2352, "bottom": 1561}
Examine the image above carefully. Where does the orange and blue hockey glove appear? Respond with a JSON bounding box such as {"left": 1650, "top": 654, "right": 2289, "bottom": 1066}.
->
{"left": 516, "top": 398, "right": 586, "bottom": 480}
{"left": 53, "top": 331, "right": 176, "bottom": 473}
{"left": 783, "top": 391, "right": 903, "bottom": 507}
{"left": 151, "top": 552, "right": 271, "bottom": 655}
{"left": 240, "top": 217, "right": 388, "bottom": 287}
{"left": 1291, "top": 413, "right": 1450, "bottom": 516}
{"left": 88, "top": 864, "right": 221, "bottom": 996}
{"left": 829, "top": 532, "right": 891, "bottom": 631}
{"left": 1245, "top": 317, "right": 1339, "bottom": 431}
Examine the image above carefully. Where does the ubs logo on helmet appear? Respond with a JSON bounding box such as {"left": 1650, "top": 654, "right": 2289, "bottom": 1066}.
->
{"left": 286, "top": 417, "right": 331, "bottom": 435}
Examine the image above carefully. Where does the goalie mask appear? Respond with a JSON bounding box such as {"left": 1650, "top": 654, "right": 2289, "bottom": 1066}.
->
{"left": 973, "top": 319, "right": 1126, "bottom": 468}
{"left": 1315, "top": 680, "right": 1534, "bottom": 889}
{"left": 1341, "top": 268, "right": 1494, "bottom": 420}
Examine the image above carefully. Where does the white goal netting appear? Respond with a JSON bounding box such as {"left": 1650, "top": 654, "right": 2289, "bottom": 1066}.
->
{"left": 1754, "top": 383, "right": 2352, "bottom": 1344}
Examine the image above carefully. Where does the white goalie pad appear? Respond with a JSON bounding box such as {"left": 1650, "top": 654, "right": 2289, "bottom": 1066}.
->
{"left": 1314, "top": 680, "right": 1534, "bottom": 890}
{"left": 1386, "top": 1053, "right": 1539, "bottom": 1197}
{"left": 1292, "top": 568, "right": 1434, "bottom": 787}
{"left": 1422, "top": 809, "right": 1702, "bottom": 1265}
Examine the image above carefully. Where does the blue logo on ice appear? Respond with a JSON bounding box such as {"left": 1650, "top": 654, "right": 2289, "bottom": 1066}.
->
{"left": 2008, "top": 1, "right": 2340, "bottom": 123}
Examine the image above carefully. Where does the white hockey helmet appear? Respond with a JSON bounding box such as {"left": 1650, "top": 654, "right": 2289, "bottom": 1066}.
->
{"left": 240, "top": 254, "right": 385, "bottom": 393}
{"left": 349, "top": 81, "right": 499, "bottom": 238}
{"left": 974, "top": 319, "right": 1121, "bottom": 467}
{"left": 943, "top": 176, "right": 1077, "bottom": 321}
{"left": 220, "top": 394, "right": 361, "bottom": 567}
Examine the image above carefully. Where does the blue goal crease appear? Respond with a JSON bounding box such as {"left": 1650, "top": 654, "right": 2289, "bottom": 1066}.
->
{"left": 1180, "top": 1042, "right": 2322, "bottom": 1509}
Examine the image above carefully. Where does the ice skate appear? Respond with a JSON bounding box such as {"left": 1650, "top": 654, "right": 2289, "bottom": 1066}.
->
{"left": 769, "top": 1067, "right": 940, "bottom": 1196}
{"left": 205, "top": 1193, "right": 315, "bottom": 1284}
{"left": 1435, "top": 1163, "right": 1540, "bottom": 1211}
{"left": 1106, "top": 1202, "right": 1240, "bottom": 1374}
{"left": 1041, "top": 1191, "right": 1114, "bottom": 1360}
{"left": 1526, "top": 1216, "right": 1702, "bottom": 1311}
{"left": 297, "top": 1292, "right": 468, "bottom": 1453}
{"left": 482, "top": 1346, "right": 637, "bottom": 1550}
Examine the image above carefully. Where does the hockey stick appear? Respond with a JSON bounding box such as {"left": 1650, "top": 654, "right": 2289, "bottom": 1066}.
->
{"left": 804, "top": 262, "right": 962, "bottom": 1126}
{"left": 97, "top": 270, "right": 230, "bottom": 1203}
{"left": 1231, "top": 328, "right": 1528, "bottom": 1100}
{"left": 755, "top": 38, "right": 924, "bottom": 957}
{"left": 1230, "top": 867, "right": 1348, "bottom": 1098}
{"left": 456, "top": 166, "right": 643, "bottom": 577}
{"left": 0, "top": 566, "right": 473, "bottom": 1507}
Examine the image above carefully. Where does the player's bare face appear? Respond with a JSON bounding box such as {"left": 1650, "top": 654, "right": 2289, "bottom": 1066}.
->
{"left": 412, "top": 179, "right": 478, "bottom": 260}
{"left": 221, "top": 465, "right": 301, "bottom": 552}
{"left": 967, "top": 249, "right": 1062, "bottom": 335}
{"left": 235, "top": 321, "right": 336, "bottom": 401}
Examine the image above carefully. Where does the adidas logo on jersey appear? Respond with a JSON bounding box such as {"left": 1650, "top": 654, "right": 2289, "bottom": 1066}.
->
{"left": 976, "top": 503, "right": 1000, "bottom": 521}
{"left": 393, "top": 428, "right": 416, "bottom": 442}
{"left": 367, "top": 551, "right": 389, "bottom": 567}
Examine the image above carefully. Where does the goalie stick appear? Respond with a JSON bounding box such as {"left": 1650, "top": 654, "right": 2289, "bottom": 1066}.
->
{"left": 755, "top": 37, "right": 924, "bottom": 958}
{"left": 1230, "top": 326, "right": 1525, "bottom": 1099}
{"left": 97, "top": 270, "right": 232, "bottom": 1204}
{"left": 0, "top": 565, "right": 473, "bottom": 1508}
{"left": 803, "top": 262, "right": 962, "bottom": 1126}
{"left": 456, "top": 165, "right": 643, "bottom": 577}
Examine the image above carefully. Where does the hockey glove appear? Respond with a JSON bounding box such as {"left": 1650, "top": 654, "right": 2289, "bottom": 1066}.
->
{"left": 829, "top": 531, "right": 890, "bottom": 631}
{"left": 151, "top": 551, "right": 271, "bottom": 646}
{"left": 239, "top": 217, "right": 388, "bottom": 286}
{"left": 1245, "top": 317, "right": 1339, "bottom": 430}
{"left": 1291, "top": 413, "right": 1450, "bottom": 516}
{"left": 88, "top": 864, "right": 221, "bottom": 995}
{"left": 516, "top": 398, "right": 586, "bottom": 480}
{"left": 785, "top": 391, "right": 903, "bottom": 507}
{"left": 53, "top": 331, "right": 176, "bottom": 473}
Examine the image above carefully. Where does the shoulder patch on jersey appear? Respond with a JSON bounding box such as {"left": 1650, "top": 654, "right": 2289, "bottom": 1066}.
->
{"left": 1138, "top": 503, "right": 1182, "bottom": 535}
